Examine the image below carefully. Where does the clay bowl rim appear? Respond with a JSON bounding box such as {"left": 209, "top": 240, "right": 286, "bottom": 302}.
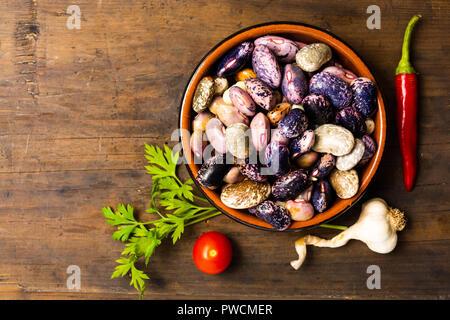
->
{"left": 178, "top": 21, "right": 386, "bottom": 232}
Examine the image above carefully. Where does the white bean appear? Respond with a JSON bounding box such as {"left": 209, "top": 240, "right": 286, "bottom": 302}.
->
{"left": 336, "top": 139, "right": 365, "bottom": 171}
{"left": 225, "top": 123, "right": 250, "bottom": 159}
{"left": 312, "top": 124, "right": 355, "bottom": 156}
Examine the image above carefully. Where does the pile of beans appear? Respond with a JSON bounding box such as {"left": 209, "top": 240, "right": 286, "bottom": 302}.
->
{"left": 190, "top": 35, "right": 378, "bottom": 230}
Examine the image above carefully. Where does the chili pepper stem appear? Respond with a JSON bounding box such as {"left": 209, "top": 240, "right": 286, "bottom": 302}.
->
{"left": 395, "top": 14, "right": 422, "bottom": 75}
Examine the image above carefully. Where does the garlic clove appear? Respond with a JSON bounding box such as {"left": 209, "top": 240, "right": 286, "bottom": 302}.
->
{"left": 290, "top": 198, "right": 406, "bottom": 270}
{"left": 290, "top": 238, "right": 307, "bottom": 270}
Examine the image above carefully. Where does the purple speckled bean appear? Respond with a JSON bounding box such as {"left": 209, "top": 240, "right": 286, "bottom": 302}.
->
{"left": 223, "top": 166, "right": 244, "bottom": 184}
{"left": 322, "top": 66, "right": 357, "bottom": 84}
{"left": 205, "top": 118, "right": 227, "bottom": 154}
{"left": 311, "top": 179, "right": 335, "bottom": 213}
{"left": 302, "top": 93, "right": 334, "bottom": 125}
{"left": 216, "top": 41, "right": 254, "bottom": 77}
{"left": 281, "top": 63, "right": 308, "bottom": 104}
{"left": 196, "top": 153, "right": 230, "bottom": 190}
{"left": 311, "top": 153, "right": 336, "bottom": 179}
{"left": 248, "top": 205, "right": 258, "bottom": 216}
{"left": 229, "top": 86, "right": 256, "bottom": 116}
{"left": 289, "top": 129, "right": 315, "bottom": 159}
{"left": 335, "top": 106, "right": 367, "bottom": 137}
{"left": 250, "top": 112, "right": 270, "bottom": 151}
{"left": 294, "top": 151, "right": 319, "bottom": 169}
{"left": 357, "top": 135, "right": 377, "bottom": 167}
{"left": 238, "top": 163, "right": 267, "bottom": 182}
{"left": 295, "top": 184, "right": 313, "bottom": 202}
{"left": 244, "top": 78, "right": 276, "bottom": 111}
{"left": 254, "top": 35, "right": 298, "bottom": 63}
{"left": 254, "top": 200, "right": 291, "bottom": 230}
{"left": 351, "top": 77, "right": 377, "bottom": 118}
{"left": 265, "top": 141, "right": 290, "bottom": 178}
{"left": 294, "top": 41, "right": 307, "bottom": 49}
{"left": 210, "top": 97, "right": 249, "bottom": 127}
{"left": 309, "top": 72, "right": 353, "bottom": 110}
{"left": 192, "top": 111, "right": 215, "bottom": 132}
{"left": 285, "top": 199, "right": 315, "bottom": 222}
{"left": 252, "top": 45, "right": 281, "bottom": 88}
{"left": 271, "top": 128, "right": 290, "bottom": 146}
{"left": 278, "top": 107, "right": 309, "bottom": 139}
{"left": 271, "top": 169, "right": 311, "bottom": 201}
{"left": 306, "top": 58, "right": 337, "bottom": 79}
{"left": 190, "top": 130, "right": 207, "bottom": 159}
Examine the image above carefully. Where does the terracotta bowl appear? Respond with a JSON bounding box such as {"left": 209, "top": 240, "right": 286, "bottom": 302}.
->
{"left": 179, "top": 22, "right": 386, "bottom": 231}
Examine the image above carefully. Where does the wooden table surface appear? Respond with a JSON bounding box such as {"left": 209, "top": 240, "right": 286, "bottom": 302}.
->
{"left": 0, "top": 0, "right": 448, "bottom": 300}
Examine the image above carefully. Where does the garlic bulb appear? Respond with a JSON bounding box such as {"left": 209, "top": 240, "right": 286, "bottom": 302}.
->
{"left": 291, "top": 198, "right": 406, "bottom": 270}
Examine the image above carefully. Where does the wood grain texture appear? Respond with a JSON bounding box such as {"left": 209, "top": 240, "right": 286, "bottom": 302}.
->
{"left": 0, "top": 0, "right": 448, "bottom": 300}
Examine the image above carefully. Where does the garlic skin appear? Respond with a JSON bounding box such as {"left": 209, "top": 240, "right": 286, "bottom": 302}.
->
{"left": 290, "top": 198, "right": 406, "bottom": 270}
{"left": 351, "top": 198, "right": 402, "bottom": 254}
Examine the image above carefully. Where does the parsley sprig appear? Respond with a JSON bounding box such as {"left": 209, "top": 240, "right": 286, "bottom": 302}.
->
{"left": 103, "top": 144, "right": 221, "bottom": 298}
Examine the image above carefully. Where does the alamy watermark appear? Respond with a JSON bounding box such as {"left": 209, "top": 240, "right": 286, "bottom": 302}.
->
{"left": 66, "top": 5, "right": 81, "bottom": 30}
{"left": 366, "top": 265, "right": 381, "bottom": 289}
{"left": 66, "top": 265, "right": 81, "bottom": 290}
{"left": 366, "top": 5, "right": 381, "bottom": 29}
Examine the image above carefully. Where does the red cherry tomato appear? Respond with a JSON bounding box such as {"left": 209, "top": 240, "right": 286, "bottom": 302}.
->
{"left": 192, "top": 231, "right": 232, "bottom": 274}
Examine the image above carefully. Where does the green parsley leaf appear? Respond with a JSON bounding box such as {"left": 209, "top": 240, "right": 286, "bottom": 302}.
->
{"left": 144, "top": 144, "right": 177, "bottom": 180}
{"left": 103, "top": 144, "right": 221, "bottom": 299}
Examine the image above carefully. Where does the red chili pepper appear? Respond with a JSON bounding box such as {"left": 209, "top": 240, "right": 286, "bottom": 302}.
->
{"left": 395, "top": 14, "right": 421, "bottom": 191}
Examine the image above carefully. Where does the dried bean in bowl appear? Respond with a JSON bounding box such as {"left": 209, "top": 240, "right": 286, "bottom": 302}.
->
{"left": 254, "top": 201, "right": 292, "bottom": 231}
{"left": 312, "top": 124, "right": 355, "bottom": 156}
{"left": 329, "top": 169, "right": 359, "bottom": 199}
{"left": 189, "top": 36, "right": 380, "bottom": 229}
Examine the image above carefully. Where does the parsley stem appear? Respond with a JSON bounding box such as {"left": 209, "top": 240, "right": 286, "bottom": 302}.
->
{"left": 154, "top": 210, "right": 165, "bottom": 219}
{"left": 185, "top": 211, "right": 222, "bottom": 226}
{"left": 193, "top": 195, "right": 210, "bottom": 203}
{"left": 140, "top": 221, "right": 157, "bottom": 225}
{"left": 319, "top": 223, "right": 348, "bottom": 231}
{"left": 189, "top": 208, "right": 216, "bottom": 218}
{"left": 192, "top": 206, "right": 216, "bottom": 212}
{"left": 173, "top": 174, "right": 183, "bottom": 186}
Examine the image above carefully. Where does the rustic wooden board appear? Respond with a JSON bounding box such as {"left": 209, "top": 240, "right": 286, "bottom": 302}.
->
{"left": 0, "top": 0, "right": 448, "bottom": 299}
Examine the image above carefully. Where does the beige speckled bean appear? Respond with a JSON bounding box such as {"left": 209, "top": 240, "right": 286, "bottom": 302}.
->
{"left": 220, "top": 180, "right": 271, "bottom": 209}
{"left": 365, "top": 118, "right": 375, "bottom": 135}
{"left": 295, "top": 43, "right": 332, "bottom": 72}
{"left": 330, "top": 169, "right": 359, "bottom": 199}
{"left": 192, "top": 76, "right": 215, "bottom": 113}
{"left": 213, "top": 77, "right": 229, "bottom": 96}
